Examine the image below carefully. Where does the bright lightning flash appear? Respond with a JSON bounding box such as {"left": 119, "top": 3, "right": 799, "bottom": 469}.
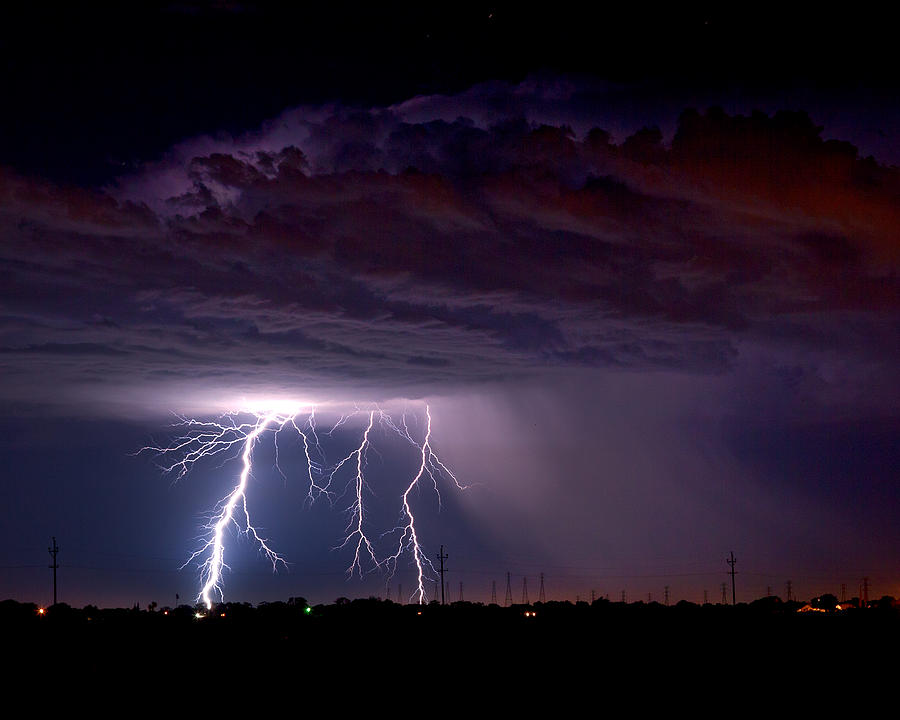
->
{"left": 139, "top": 403, "right": 461, "bottom": 608}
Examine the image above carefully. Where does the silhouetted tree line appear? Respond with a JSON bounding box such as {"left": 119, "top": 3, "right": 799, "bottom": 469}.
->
{"left": 4, "top": 592, "right": 898, "bottom": 630}
{"left": 3, "top": 593, "right": 899, "bottom": 693}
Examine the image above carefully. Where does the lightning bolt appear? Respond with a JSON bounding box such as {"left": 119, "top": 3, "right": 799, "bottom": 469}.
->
{"left": 187, "top": 412, "right": 285, "bottom": 609}
{"left": 383, "top": 404, "right": 467, "bottom": 603}
{"left": 139, "top": 402, "right": 460, "bottom": 608}
{"left": 332, "top": 410, "right": 379, "bottom": 577}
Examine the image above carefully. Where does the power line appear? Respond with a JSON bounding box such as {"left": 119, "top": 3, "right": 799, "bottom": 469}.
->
{"left": 48, "top": 537, "right": 59, "bottom": 606}
{"left": 436, "top": 545, "right": 448, "bottom": 606}
{"left": 727, "top": 551, "right": 737, "bottom": 605}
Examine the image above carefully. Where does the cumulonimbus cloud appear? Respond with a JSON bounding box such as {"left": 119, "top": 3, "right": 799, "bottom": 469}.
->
{"left": 0, "top": 81, "right": 897, "bottom": 415}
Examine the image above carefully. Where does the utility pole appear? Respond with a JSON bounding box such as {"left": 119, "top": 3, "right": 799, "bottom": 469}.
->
{"left": 539, "top": 573, "right": 546, "bottom": 603}
{"left": 398, "top": 584, "right": 402, "bottom": 605}
{"left": 436, "top": 545, "right": 448, "bottom": 605}
{"left": 721, "top": 583, "right": 727, "bottom": 604}
{"left": 703, "top": 589, "right": 708, "bottom": 605}
{"left": 727, "top": 551, "right": 737, "bottom": 605}
{"left": 458, "top": 582, "right": 463, "bottom": 603}
{"left": 840, "top": 583, "right": 846, "bottom": 603}
{"left": 591, "top": 589, "right": 595, "bottom": 604}
{"left": 648, "top": 592, "right": 652, "bottom": 603}
{"left": 504, "top": 572, "right": 513, "bottom": 607}
{"left": 861, "top": 577, "right": 870, "bottom": 607}
{"left": 386, "top": 585, "right": 392, "bottom": 602}
{"left": 664, "top": 585, "right": 670, "bottom": 606}
{"left": 491, "top": 580, "right": 497, "bottom": 605}
{"left": 48, "top": 537, "right": 59, "bottom": 606}
{"left": 522, "top": 577, "right": 529, "bottom": 605}
{"left": 621, "top": 589, "right": 626, "bottom": 603}
{"left": 766, "top": 586, "right": 772, "bottom": 597}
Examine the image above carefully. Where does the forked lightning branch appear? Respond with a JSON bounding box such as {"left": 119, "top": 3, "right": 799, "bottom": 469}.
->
{"left": 139, "top": 403, "right": 464, "bottom": 609}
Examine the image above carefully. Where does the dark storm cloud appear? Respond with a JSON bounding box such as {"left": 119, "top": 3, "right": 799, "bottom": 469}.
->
{"left": 0, "top": 86, "right": 897, "bottom": 414}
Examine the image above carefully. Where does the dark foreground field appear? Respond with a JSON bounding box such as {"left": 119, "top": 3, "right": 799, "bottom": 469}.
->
{"left": 4, "top": 597, "right": 896, "bottom": 706}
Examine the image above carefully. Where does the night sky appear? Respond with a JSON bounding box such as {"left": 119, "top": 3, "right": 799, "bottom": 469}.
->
{"left": 1, "top": 4, "right": 897, "bottom": 608}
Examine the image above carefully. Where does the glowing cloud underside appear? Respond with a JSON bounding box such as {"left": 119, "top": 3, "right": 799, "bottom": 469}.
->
{"left": 140, "top": 403, "right": 463, "bottom": 608}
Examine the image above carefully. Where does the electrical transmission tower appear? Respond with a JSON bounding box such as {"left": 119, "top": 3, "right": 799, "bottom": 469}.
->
{"left": 727, "top": 551, "right": 737, "bottom": 605}
{"left": 539, "top": 573, "right": 546, "bottom": 603}
{"left": 491, "top": 580, "right": 497, "bottom": 605}
{"left": 48, "top": 537, "right": 59, "bottom": 606}
{"left": 522, "top": 577, "right": 529, "bottom": 604}
{"left": 436, "top": 546, "right": 448, "bottom": 605}
{"left": 504, "top": 572, "right": 513, "bottom": 607}
{"left": 664, "top": 585, "right": 670, "bottom": 606}
{"left": 786, "top": 580, "right": 793, "bottom": 602}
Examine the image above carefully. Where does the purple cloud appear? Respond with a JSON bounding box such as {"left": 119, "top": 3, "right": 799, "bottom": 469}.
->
{"left": 0, "top": 83, "right": 895, "bottom": 420}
